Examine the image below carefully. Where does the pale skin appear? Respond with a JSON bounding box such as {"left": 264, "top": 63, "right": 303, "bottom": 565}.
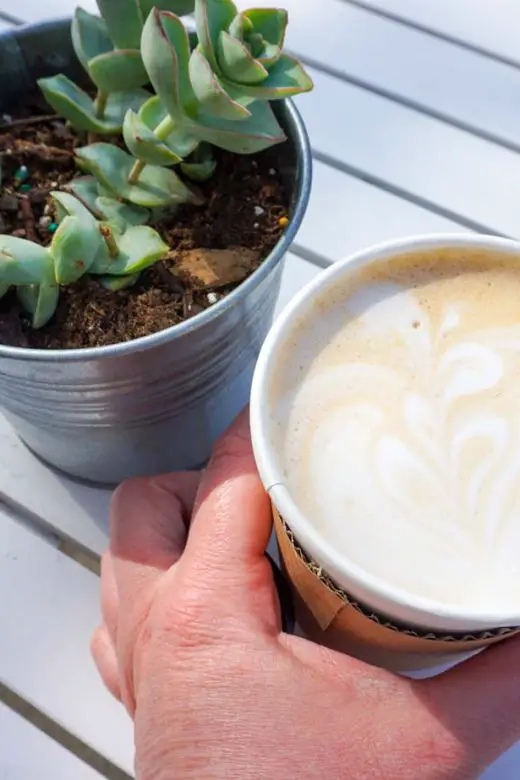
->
{"left": 92, "top": 411, "right": 520, "bottom": 779}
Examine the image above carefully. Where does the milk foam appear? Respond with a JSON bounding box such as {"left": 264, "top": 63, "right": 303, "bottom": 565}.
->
{"left": 275, "top": 252, "right": 520, "bottom": 611}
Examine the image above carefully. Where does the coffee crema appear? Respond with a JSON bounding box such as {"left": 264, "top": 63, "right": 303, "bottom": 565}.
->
{"left": 272, "top": 248, "right": 520, "bottom": 611}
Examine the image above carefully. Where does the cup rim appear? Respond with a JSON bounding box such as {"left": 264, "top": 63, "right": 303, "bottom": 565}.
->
{"left": 250, "top": 233, "right": 520, "bottom": 632}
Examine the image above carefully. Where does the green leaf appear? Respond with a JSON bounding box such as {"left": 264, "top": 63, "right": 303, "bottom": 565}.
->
{"left": 0, "top": 237, "right": 54, "bottom": 285}
{"left": 217, "top": 30, "right": 268, "bottom": 84}
{"left": 139, "top": 96, "right": 199, "bottom": 157}
{"left": 91, "top": 224, "right": 168, "bottom": 276}
{"left": 75, "top": 143, "right": 200, "bottom": 207}
{"left": 141, "top": 9, "right": 197, "bottom": 122}
{"left": 17, "top": 284, "right": 60, "bottom": 329}
{"left": 195, "top": 0, "right": 237, "bottom": 72}
{"left": 38, "top": 75, "right": 149, "bottom": 133}
{"left": 181, "top": 143, "right": 216, "bottom": 182}
{"left": 226, "top": 53, "right": 313, "bottom": 99}
{"left": 193, "top": 99, "right": 285, "bottom": 153}
{"left": 71, "top": 7, "right": 112, "bottom": 75}
{"left": 64, "top": 177, "right": 102, "bottom": 217}
{"left": 95, "top": 197, "right": 150, "bottom": 229}
{"left": 181, "top": 158, "right": 216, "bottom": 182}
{"left": 106, "top": 225, "right": 169, "bottom": 275}
{"left": 244, "top": 8, "right": 288, "bottom": 50}
{"left": 96, "top": 0, "right": 143, "bottom": 49}
{"left": 139, "top": 0, "right": 195, "bottom": 18}
{"left": 89, "top": 49, "right": 149, "bottom": 92}
{"left": 123, "top": 109, "right": 183, "bottom": 166}
{"left": 51, "top": 190, "right": 98, "bottom": 224}
{"left": 50, "top": 215, "right": 100, "bottom": 285}
{"left": 188, "top": 49, "right": 251, "bottom": 120}
{"left": 98, "top": 272, "right": 140, "bottom": 291}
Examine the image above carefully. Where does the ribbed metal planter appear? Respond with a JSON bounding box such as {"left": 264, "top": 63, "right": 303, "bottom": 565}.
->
{"left": 0, "top": 18, "right": 312, "bottom": 485}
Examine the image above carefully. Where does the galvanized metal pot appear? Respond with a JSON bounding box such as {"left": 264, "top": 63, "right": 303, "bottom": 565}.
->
{"left": 0, "top": 18, "right": 312, "bottom": 485}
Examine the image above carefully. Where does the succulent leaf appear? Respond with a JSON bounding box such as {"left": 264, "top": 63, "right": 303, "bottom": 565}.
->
{"left": 95, "top": 197, "right": 150, "bottom": 229}
{"left": 107, "top": 225, "right": 169, "bottom": 275}
{"left": 89, "top": 223, "right": 168, "bottom": 276}
{"left": 71, "top": 7, "right": 112, "bottom": 76}
{"left": 17, "top": 284, "right": 60, "bottom": 329}
{"left": 0, "top": 238, "right": 54, "bottom": 285}
{"left": 64, "top": 177, "right": 102, "bottom": 217}
{"left": 217, "top": 30, "right": 268, "bottom": 84}
{"left": 89, "top": 49, "right": 149, "bottom": 92}
{"left": 195, "top": 0, "right": 237, "bottom": 72}
{"left": 181, "top": 158, "right": 216, "bottom": 182}
{"left": 123, "top": 109, "right": 184, "bottom": 166}
{"left": 76, "top": 143, "right": 199, "bottom": 207}
{"left": 50, "top": 214, "right": 101, "bottom": 285}
{"left": 138, "top": 96, "right": 199, "bottom": 157}
{"left": 193, "top": 98, "right": 285, "bottom": 153}
{"left": 188, "top": 49, "right": 251, "bottom": 120}
{"left": 98, "top": 272, "right": 141, "bottom": 291}
{"left": 243, "top": 8, "right": 288, "bottom": 52}
{"left": 226, "top": 52, "right": 313, "bottom": 99}
{"left": 96, "top": 0, "right": 143, "bottom": 49}
{"left": 141, "top": 9, "right": 198, "bottom": 122}
{"left": 38, "top": 75, "right": 149, "bottom": 133}
{"left": 139, "top": 0, "right": 195, "bottom": 18}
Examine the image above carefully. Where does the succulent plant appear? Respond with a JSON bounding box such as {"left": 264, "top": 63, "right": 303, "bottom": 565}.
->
{"left": 38, "top": 0, "right": 195, "bottom": 134}
{"left": 2, "top": 1, "right": 313, "bottom": 329}
{"left": 118, "top": 2, "right": 313, "bottom": 189}
{"left": 0, "top": 188, "right": 168, "bottom": 328}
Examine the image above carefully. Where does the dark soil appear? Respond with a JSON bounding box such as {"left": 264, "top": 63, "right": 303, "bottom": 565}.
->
{"left": 0, "top": 100, "right": 290, "bottom": 349}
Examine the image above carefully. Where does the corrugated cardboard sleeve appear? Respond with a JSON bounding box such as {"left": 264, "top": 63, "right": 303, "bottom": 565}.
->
{"left": 273, "top": 509, "right": 519, "bottom": 672}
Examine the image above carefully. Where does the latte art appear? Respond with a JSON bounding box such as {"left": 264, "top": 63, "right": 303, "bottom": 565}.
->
{"left": 276, "top": 252, "right": 520, "bottom": 610}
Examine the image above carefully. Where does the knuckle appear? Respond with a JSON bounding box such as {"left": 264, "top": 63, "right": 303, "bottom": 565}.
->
{"left": 154, "top": 579, "right": 224, "bottom": 651}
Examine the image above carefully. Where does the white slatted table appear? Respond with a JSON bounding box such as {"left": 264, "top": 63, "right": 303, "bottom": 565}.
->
{"left": 1, "top": 1, "right": 520, "bottom": 777}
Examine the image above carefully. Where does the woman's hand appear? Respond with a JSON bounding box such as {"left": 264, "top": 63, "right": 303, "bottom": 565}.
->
{"left": 92, "top": 411, "right": 520, "bottom": 779}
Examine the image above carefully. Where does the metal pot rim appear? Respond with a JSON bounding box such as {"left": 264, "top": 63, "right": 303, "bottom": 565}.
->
{"left": 0, "top": 19, "right": 312, "bottom": 364}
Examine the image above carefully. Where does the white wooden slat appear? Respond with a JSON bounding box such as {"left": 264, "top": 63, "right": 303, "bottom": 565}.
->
{"left": 300, "top": 161, "right": 471, "bottom": 262}
{"left": 0, "top": 254, "right": 320, "bottom": 555}
{"left": 11, "top": 0, "right": 95, "bottom": 22}
{"left": 252, "top": 0, "right": 520, "bottom": 152}
{"left": 355, "top": 0, "right": 520, "bottom": 68}
{"left": 0, "top": 509, "right": 134, "bottom": 774}
{"left": 0, "top": 702, "right": 105, "bottom": 780}
{"left": 297, "top": 67, "right": 520, "bottom": 238}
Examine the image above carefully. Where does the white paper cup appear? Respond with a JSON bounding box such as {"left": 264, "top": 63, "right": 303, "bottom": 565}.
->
{"left": 250, "top": 234, "right": 520, "bottom": 672}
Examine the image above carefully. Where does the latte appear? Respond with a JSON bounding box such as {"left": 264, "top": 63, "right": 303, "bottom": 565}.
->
{"left": 270, "top": 248, "right": 520, "bottom": 613}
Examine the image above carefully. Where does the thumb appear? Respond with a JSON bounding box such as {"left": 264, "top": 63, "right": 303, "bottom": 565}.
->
{"left": 180, "top": 409, "right": 277, "bottom": 621}
{"left": 417, "top": 634, "right": 520, "bottom": 768}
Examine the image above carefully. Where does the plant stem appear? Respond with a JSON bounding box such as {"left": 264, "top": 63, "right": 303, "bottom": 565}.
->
{"left": 128, "top": 160, "right": 145, "bottom": 185}
{"left": 127, "top": 116, "right": 176, "bottom": 184}
{"left": 154, "top": 115, "right": 176, "bottom": 141}
{"left": 94, "top": 91, "right": 108, "bottom": 119}
{"left": 100, "top": 226, "right": 119, "bottom": 258}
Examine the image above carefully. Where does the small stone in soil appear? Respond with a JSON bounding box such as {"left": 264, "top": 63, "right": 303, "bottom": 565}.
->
{"left": 172, "top": 247, "right": 261, "bottom": 289}
{"left": 207, "top": 292, "right": 219, "bottom": 305}
{"left": 254, "top": 205, "right": 265, "bottom": 216}
{"left": 39, "top": 215, "right": 51, "bottom": 228}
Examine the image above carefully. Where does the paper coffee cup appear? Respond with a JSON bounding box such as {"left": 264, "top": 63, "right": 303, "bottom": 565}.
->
{"left": 250, "top": 234, "right": 520, "bottom": 673}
